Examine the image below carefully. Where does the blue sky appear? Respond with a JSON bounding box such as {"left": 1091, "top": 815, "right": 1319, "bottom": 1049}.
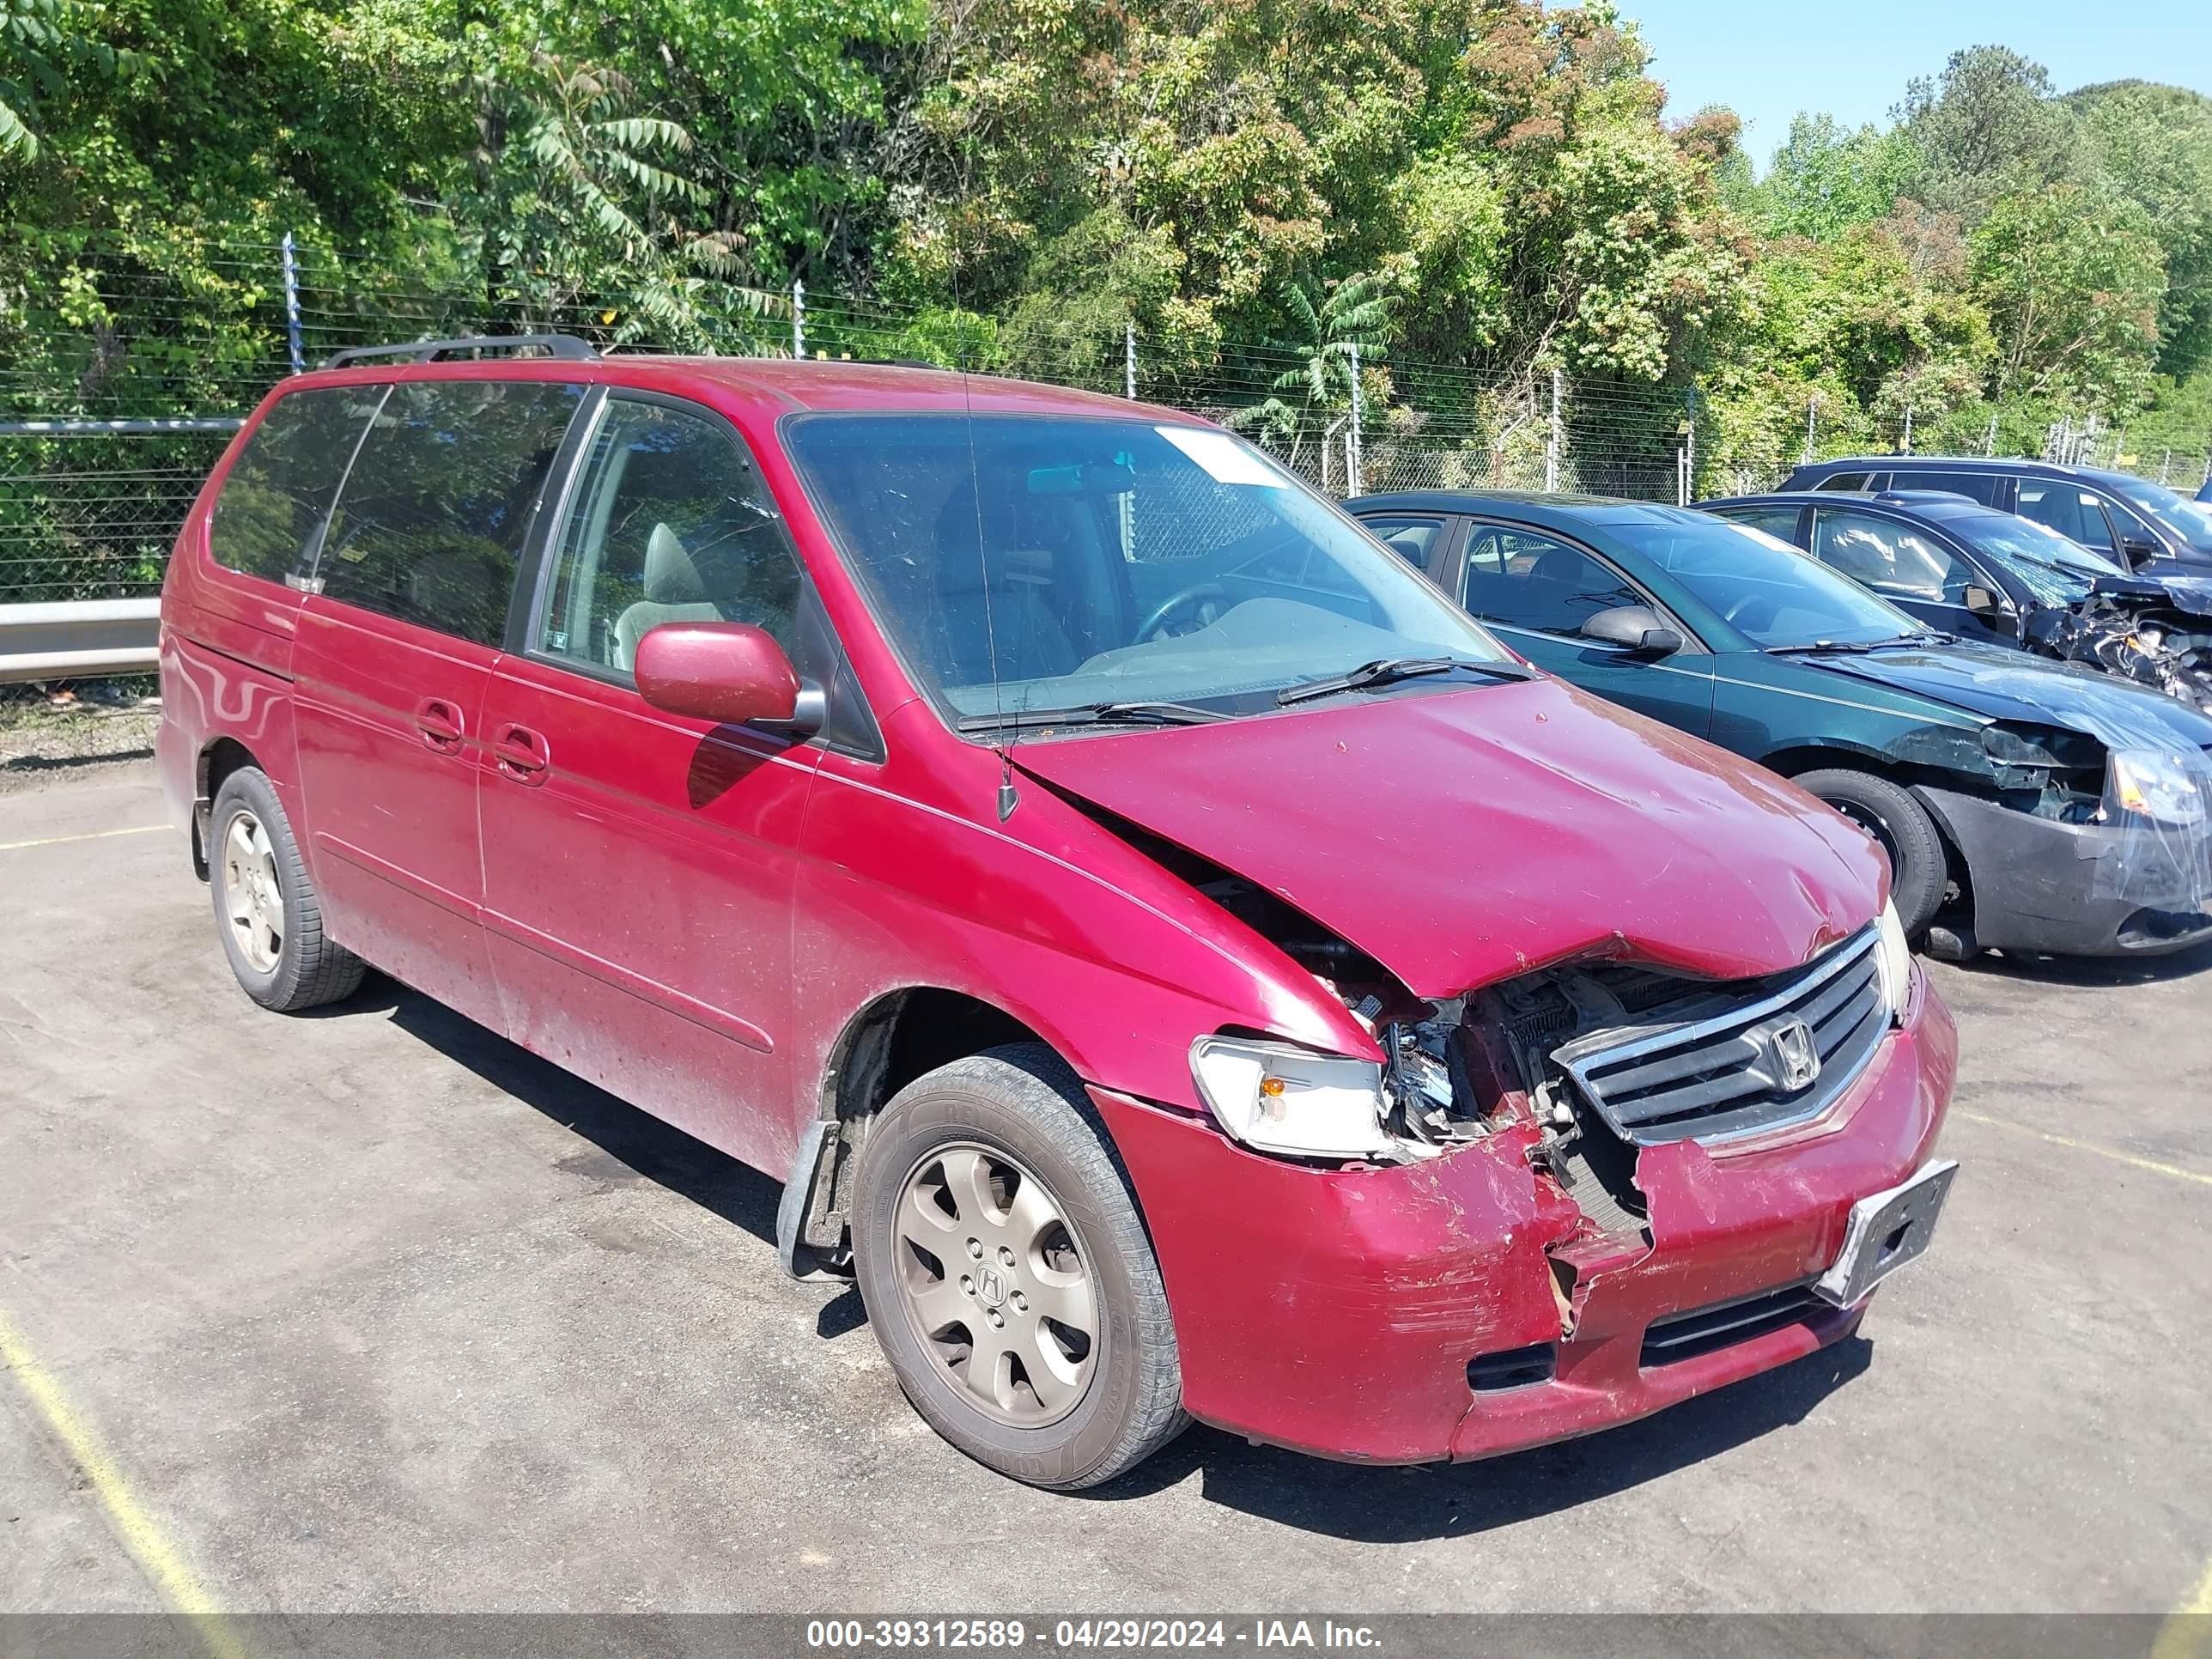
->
{"left": 1620, "top": 0, "right": 2212, "bottom": 168}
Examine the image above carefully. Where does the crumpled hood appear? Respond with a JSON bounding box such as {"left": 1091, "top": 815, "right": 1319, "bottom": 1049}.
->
{"left": 1793, "top": 641, "right": 2212, "bottom": 750}
{"left": 1012, "top": 677, "right": 1883, "bottom": 1000}
{"left": 2146, "top": 573, "right": 2212, "bottom": 617}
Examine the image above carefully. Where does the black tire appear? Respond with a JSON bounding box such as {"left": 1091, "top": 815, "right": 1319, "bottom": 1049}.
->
{"left": 1795, "top": 768, "right": 1948, "bottom": 936}
{"left": 208, "top": 768, "right": 368, "bottom": 1012}
{"left": 851, "top": 1042, "right": 1187, "bottom": 1490}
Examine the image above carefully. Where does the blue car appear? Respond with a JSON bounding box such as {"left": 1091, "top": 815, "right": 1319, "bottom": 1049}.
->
{"left": 1781, "top": 454, "right": 2212, "bottom": 575}
{"left": 1349, "top": 491, "right": 2212, "bottom": 959}
{"left": 1700, "top": 489, "right": 2212, "bottom": 706}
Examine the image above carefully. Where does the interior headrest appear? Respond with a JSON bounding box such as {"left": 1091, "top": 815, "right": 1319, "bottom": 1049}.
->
{"left": 644, "top": 523, "right": 708, "bottom": 605}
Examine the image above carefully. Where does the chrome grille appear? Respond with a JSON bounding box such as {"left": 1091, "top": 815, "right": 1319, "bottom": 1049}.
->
{"left": 1552, "top": 927, "right": 1887, "bottom": 1146}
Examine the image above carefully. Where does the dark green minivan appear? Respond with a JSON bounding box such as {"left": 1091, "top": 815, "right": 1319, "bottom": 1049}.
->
{"left": 1349, "top": 492, "right": 2212, "bottom": 959}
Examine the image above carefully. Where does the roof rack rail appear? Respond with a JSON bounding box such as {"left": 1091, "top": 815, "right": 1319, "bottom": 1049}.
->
{"left": 319, "top": 333, "right": 599, "bottom": 370}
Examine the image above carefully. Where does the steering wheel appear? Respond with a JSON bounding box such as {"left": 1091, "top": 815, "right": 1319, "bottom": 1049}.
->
{"left": 1134, "top": 582, "right": 1233, "bottom": 642}
{"left": 1722, "top": 591, "right": 1776, "bottom": 630}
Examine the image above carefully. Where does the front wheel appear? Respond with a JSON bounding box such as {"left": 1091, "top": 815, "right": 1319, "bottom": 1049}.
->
{"left": 1794, "top": 768, "right": 1948, "bottom": 937}
{"left": 850, "top": 1043, "right": 1187, "bottom": 1489}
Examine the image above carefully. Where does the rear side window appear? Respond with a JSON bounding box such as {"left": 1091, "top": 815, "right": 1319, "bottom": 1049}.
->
{"left": 209, "top": 388, "right": 385, "bottom": 585}
{"left": 320, "top": 380, "right": 586, "bottom": 646}
{"left": 1814, "top": 471, "right": 1875, "bottom": 492}
{"left": 1891, "top": 470, "right": 2002, "bottom": 506}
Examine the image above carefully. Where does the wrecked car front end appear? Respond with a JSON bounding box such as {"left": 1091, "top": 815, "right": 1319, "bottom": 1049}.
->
{"left": 2019, "top": 580, "right": 2212, "bottom": 714}
{"left": 1091, "top": 921, "right": 1954, "bottom": 1465}
{"left": 1797, "top": 651, "right": 2212, "bottom": 957}
{"left": 1012, "top": 680, "right": 1959, "bottom": 1466}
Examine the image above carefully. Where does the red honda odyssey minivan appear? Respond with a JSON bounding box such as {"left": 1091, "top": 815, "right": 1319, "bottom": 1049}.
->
{"left": 157, "top": 339, "right": 1958, "bottom": 1488}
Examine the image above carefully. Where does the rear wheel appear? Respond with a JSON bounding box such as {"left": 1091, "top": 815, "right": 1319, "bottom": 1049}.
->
{"left": 1795, "top": 768, "right": 1948, "bottom": 937}
{"left": 210, "top": 768, "right": 367, "bottom": 1012}
{"left": 851, "top": 1043, "right": 1186, "bottom": 1489}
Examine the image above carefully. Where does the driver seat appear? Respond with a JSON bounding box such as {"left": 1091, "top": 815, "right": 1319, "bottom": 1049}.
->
{"left": 930, "top": 486, "right": 1083, "bottom": 688}
{"left": 614, "top": 523, "right": 725, "bottom": 671}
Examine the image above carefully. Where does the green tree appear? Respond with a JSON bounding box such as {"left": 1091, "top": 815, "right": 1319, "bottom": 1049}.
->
{"left": 1750, "top": 114, "right": 1923, "bottom": 241}
{"left": 1970, "top": 183, "right": 2165, "bottom": 410}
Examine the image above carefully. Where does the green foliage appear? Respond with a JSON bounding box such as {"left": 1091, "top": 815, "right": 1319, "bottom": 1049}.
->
{"left": 3, "top": 0, "right": 2209, "bottom": 484}
{"left": 1749, "top": 115, "right": 1923, "bottom": 241}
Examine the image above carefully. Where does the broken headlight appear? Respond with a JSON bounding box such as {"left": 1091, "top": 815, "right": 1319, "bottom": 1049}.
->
{"left": 2106, "top": 748, "right": 2209, "bottom": 827}
{"left": 1874, "top": 899, "right": 1913, "bottom": 1019}
{"left": 1188, "top": 1035, "right": 1393, "bottom": 1159}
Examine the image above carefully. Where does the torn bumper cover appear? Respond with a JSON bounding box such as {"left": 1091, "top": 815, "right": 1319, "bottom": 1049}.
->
{"left": 1089, "top": 972, "right": 1956, "bottom": 1466}
{"left": 1916, "top": 784, "right": 2212, "bottom": 956}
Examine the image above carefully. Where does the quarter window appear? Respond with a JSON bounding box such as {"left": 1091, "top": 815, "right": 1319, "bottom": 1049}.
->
{"left": 319, "top": 379, "right": 585, "bottom": 647}
{"left": 1711, "top": 505, "right": 1805, "bottom": 544}
{"left": 1461, "top": 526, "right": 1644, "bottom": 634}
{"left": 1810, "top": 508, "right": 1970, "bottom": 602}
{"left": 210, "top": 387, "right": 386, "bottom": 585}
{"left": 537, "top": 398, "right": 803, "bottom": 675}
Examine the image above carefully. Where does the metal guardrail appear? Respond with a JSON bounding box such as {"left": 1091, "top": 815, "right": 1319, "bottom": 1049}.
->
{"left": 0, "top": 599, "right": 161, "bottom": 684}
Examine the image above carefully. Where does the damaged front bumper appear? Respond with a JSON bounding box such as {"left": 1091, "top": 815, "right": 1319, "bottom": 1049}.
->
{"left": 1915, "top": 785, "right": 2212, "bottom": 956}
{"left": 1090, "top": 970, "right": 1957, "bottom": 1466}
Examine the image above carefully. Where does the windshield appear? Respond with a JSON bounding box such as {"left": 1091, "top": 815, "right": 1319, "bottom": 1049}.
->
{"left": 1610, "top": 514, "right": 1917, "bottom": 647}
{"left": 1947, "top": 509, "right": 2118, "bottom": 605}
{"left": 2107, "top": 476, "right": 2212, "bottom": 554}
{"left": 784, "top": 413, "right": 1508, "bottom": 727}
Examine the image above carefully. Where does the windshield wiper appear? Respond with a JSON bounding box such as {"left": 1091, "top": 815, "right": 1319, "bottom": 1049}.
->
{"left": 1771, "top": 630, "right": 1954, "bottom": 657}
{"left": 955, "top": 700, "right": 1230, "bottom": 734}
{"left": 1274, "top": 655, "right": 1529, "bottom": 707}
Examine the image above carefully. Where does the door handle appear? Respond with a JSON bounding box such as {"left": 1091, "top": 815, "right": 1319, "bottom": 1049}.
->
{"left": 414, "top": 696, "right": 466, "bottom": 752}
{"left": 492, "top": 723, "right": 550, "bottom": 785}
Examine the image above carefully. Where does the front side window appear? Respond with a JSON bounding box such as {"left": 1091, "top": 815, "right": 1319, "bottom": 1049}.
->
{"left": 1355, "top": 515, "right": 1448, "bottom": 573}
{"left": 2106, "top": 475, "right": 2212, "bottom": 556}
{"left": 1607, "top": 514, "right": 1916, "bottom": 649}
{"left": 537, "top": 398, "right": 802, "bottom": 675}
{"left": 1810, "top": 508, "right": 1970, "bottom": 602}
{"left": 210, "top": 386, "right": 386, "bottom": 585}
{"left": 319, "top": 379, "right": 585, "bottom": 647}
{"left": 2015, "top": 481, "right": 2118, "bottom": 555}
{"left": 782, "top": 414, "right": 1505, "bottom": 727}
{"left": 1461, "top": 526, "right": 1644, "bottom": 634}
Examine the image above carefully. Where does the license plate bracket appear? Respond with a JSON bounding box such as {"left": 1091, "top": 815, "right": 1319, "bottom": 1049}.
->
{"left": 1814, "top": 1158, "right": 1959, "bottom": 1308}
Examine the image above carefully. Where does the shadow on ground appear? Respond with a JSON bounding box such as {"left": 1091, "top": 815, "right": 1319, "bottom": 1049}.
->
{"left": 370, "top": 975, "right": 1873, "bottom": 1543}
{"left": 1957, "top": 937, "right": 2212, "bottom": 988}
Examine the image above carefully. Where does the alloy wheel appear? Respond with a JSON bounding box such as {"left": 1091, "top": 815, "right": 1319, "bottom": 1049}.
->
{"left": 891, "top": 1143, "right": 1099, "bottom": 1427}
{"left": 222, "top": 810, "right": 284, "bottom": 974}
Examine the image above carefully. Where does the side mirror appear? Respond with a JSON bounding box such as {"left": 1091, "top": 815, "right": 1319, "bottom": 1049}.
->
{"left": 634, "top": 622, "right": 824, "bottom": 735}
{"left": 1963, "top": 584, "right": 2017, "bottom": 623}
{"left": 2121, "top": 537, "right": 2161, "bottom": 569}
{"left": 1579, "top": 605, "right": 1684, "bottom": 657}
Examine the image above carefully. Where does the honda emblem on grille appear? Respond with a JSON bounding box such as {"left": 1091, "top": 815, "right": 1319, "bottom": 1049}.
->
{"left": 1768, "top": 1018, "right": 1820, "bottom": 1092}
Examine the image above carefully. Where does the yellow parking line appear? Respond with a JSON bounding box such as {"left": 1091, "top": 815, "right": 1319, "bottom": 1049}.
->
{"left": 0, "top": 823, "right": 167, "bottom": 854}
{"left": 2153, "top": 1554, "right": 2212, "bottom": 1659}
{"left": 1956, "top": 1109, "right": 2212, "bottom": 1191}
{"left": 0, "top": 1305, "right": 249, "bottom": 1659}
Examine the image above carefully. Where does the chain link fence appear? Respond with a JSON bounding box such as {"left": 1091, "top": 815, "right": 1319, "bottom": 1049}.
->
{"left": 9, "top": 240, "right": 2206, "bottom": 608}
